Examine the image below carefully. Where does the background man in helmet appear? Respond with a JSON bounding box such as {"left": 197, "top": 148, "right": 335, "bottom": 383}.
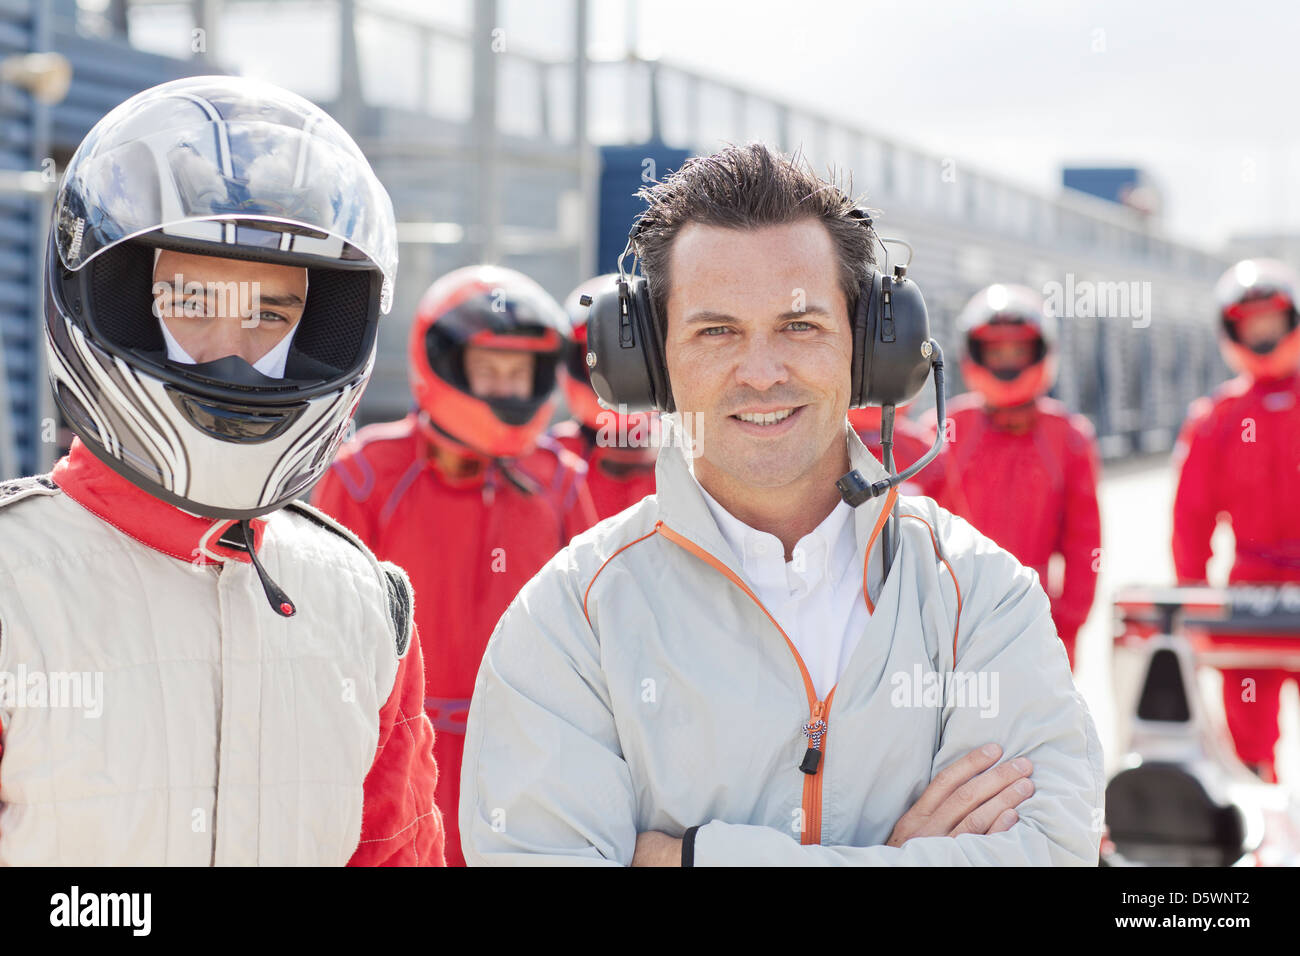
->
{"left": 1173, "top": 258, "right": 1300, "bottom": 783}
{"left": 547, "top": 274, "right": 658, "bottom": 521}
{"left": 0, "top": 77, "right": 443, "bottom": 865}
{"left": 923, "top": 284, "right": 1101, "bottom": 669}
{"left": 313, "top": 264, "right": 597, "bottom": 866}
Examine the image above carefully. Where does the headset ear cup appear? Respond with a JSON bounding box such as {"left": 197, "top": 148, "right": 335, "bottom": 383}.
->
{"left": 634, "top": 278, "right": 675, "bottom": 413}
{"left": 850, "top": 273, "right": 877, "bottom": 408}
{"left": 862, "top": 274, "right": 932, "bottom": 406}
{"left": 585, "top": 280, "right": 657, "bottom": 412}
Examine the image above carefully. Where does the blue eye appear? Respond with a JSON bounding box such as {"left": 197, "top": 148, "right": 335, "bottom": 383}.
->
{"left": 786, "top": 321, "right": 816, "bottom": 332}
{"left": 701, "top": 326, "right": 732, "bottom": 336}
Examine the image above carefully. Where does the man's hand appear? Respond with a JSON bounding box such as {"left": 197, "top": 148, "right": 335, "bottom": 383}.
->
{"left": 632, "top": 831, "right": 682, "bottom": 867}
{"left": 887, "top": 743, "right": 1033, "bottom": 847}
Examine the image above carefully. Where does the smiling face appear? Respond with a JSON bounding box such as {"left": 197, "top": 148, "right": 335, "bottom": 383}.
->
{"left": 153, "top": 249, "right": 307, "bottom": 365}
{"left": 664, "top": 218, "right": 854, "bottom": 495}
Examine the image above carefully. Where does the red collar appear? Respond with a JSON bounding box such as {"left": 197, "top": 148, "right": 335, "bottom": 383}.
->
{"left": 51, "top": 438, "right": 266, "bottom": 565}
{"left": 986, "top": 401, "right": 1040, "bottom": 433}
{"left": 413, "top": 413, "right": 492, "bottom": 488}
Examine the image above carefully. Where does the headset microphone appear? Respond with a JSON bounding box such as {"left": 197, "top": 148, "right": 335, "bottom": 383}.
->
{"left": 836, "top": 338, "right": 946, "bottom": 578}
{"left": 836, "top": 340, "right": 947, "bottom": 507}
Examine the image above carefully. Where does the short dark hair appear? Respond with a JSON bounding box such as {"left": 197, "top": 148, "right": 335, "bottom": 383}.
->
{"left": 630, "top": 142, "right": 876, "bottom": 329}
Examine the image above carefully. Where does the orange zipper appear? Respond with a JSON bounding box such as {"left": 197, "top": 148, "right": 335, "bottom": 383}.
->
{"left": 655, "top": 487, "right": 896, "bottom": 845}
{"left": 802, "top": 692, "right": 835, "bottom": 844}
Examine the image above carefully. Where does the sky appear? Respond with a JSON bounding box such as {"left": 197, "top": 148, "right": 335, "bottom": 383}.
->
{"left": 123, "top": 0, "right": 1298, "bottom": 252}
{"left": 601, "top": 0, "right": 1299, "bottom": 251}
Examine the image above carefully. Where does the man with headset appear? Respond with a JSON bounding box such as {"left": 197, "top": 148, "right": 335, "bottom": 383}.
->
{"left": 460, "top": 144, "right": 1102, "bottom": 866}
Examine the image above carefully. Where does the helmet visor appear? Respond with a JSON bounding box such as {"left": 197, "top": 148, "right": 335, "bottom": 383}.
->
{"left": 55, "top": 110, "right": 396, "bottom": 310}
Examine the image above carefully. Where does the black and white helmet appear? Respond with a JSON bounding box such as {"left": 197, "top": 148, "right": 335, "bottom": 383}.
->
{"left": 44, "top": 75, "right": 397, "bottom": 518}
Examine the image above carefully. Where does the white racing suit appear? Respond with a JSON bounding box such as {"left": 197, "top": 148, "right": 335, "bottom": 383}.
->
{"left": 0, "top": 439, "right": 443, "bottom": 865}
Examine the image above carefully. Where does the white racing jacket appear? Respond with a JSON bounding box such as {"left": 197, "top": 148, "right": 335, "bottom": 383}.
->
{"left": 461, "top": 424, "right": 1104, "bottom": 865}
{"left": 0, "top": 440, "right": 441, "bottom": 866}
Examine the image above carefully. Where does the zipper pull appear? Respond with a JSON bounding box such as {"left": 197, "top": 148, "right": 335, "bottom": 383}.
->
{"left": 800, "top": 701, "right": 827, "bottom": 775}
{"left": 235, "top": 519, "right": 296, "bottom": 618}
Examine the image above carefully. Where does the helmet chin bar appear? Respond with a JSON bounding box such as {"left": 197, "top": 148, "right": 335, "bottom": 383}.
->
{"left": 990, "top": 365, "right": 1026, "bottom": 382}
{"left": 166, "top": 387, "right": 308, "bottom": 444}
{"left": 164, "top": 354, "right": 316, "bottom": 389}
{"left": 1247, "top": 338, "right": 1283, "bottom": 356}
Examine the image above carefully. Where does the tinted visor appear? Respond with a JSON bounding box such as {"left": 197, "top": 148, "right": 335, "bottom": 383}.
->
{"left": 54, "top": 78, "right": 396, "bottom": 310}
{"left": 968, "top": 321, "right": 1046, "bottom": 370}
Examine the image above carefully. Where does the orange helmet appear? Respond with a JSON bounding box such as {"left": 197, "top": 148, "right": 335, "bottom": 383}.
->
{"left": 957, "top": 284, "right": 1058, "bottom": 408}
{"left": 561, "top": 274, "right": 656, "bottom": 441}
{"left": 409, "top": 265, "right": 569, "bottom": 458}
{"left": 1214, "top": 259, "right": 1300, "bottom": 381}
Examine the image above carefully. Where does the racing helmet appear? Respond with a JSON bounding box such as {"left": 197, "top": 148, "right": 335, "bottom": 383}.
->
{"left": 409, "top": 265, "right": 569, "bottom": 459}
{"left": 561, "top": 273, "right": 656, "bottom": 442}
{"left": 957, "top": 283, "right": 1058, "bottom": 408}
{"left": 44, "top": 75, "right": 397, "bottom": 519}
{"left": 1214, "top": 258, "right": 1300, "bottom": 381}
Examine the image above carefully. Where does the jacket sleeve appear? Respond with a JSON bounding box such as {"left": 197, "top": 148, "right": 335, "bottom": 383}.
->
{"left": 1050, "top": 419, "right": 1102, "bottom": 642}
{"left": 459, "top": 559, "right": 634, "bottom": 866}
{"left": 311, "top": 457, "right": 377, "bottom": 543}
{"left": 691, "top": 511, "right": 1105, "bottom": 866}
{"left": 348, "top": 625, "right": 446, "bottom": 866}
{"left": 1171, "top": 398, "right": 1219, "bottom": 584}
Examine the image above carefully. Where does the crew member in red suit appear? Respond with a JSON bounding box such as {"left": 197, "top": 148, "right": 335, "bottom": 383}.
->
{"left": 546, "top": 274, "right": 658, "bottom": 521}
{"left": 1173, "top": 258, "right": 1300, "bottom": 783}
{"left": 923, "top": 284, "right": 1101, "bottom": 669}
{"left": 313, "top": 265, "right": 598, "bottom": 865}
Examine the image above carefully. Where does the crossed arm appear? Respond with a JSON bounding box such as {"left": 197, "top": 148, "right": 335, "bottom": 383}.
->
{"left": 460, "top": 533, "right": 1103, "bottom": 866}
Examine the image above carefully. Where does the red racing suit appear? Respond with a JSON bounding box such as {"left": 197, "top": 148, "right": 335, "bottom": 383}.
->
{"left": 545, "top": 420, "right": 657, "bottom": 522}
{"left": 922, "top": 394, "right": 1102, "bottom": 667}
{"left": 312, "top": 414, "right": 597, "bottom": 865}
{"left": 1172, "top": 371, "right": 1300, "bottom": 777}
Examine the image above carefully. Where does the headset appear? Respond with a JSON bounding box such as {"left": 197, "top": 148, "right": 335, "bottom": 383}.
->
{"left": 580, "top": 207, "right": 949, "bottom": 573}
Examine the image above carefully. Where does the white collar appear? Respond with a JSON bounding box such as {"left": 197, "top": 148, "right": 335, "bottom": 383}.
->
{"left": 693, "top": 473, "right": 855, "bottom": 589}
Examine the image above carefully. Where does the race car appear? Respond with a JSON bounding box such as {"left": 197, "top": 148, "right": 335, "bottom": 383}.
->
{"left": 1104, "top": 585, "right": 1300, "bottom": 866}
